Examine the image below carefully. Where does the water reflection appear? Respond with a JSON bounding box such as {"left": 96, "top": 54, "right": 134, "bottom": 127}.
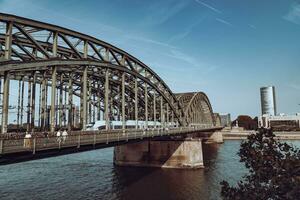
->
{"left": 110, "top": 142, "right": 238, "bottom": 200}
{"left": 112, "top": 166, "right": 209, "bottom": 200}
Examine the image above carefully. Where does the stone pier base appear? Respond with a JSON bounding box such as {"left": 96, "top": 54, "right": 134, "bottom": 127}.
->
{"left": 114, "top": 138, "right": 204, "bottom": 169}
{"left": 208, "top": 131, "right": 224, "bottom": 143}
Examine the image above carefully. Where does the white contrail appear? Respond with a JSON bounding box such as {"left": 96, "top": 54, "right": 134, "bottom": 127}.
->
{"left": 216, "top": 18, "right": 233, "bottom": 27}
{"left": 195, "top": 0, "right": 222, "bottom": 14}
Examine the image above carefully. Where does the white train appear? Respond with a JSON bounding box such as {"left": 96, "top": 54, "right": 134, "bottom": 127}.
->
{"left": 86, "top": 120, "right": 176, "bottom": 131}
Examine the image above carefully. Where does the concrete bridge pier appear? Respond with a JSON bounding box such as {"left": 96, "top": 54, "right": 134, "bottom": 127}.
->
{"left": 208, "top": 131, "right": 224, "bottom": 143}
{"left": 114, "top": 138, "right": 204, "bottom": 169}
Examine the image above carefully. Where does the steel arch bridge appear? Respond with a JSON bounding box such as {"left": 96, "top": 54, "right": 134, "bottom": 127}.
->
{"left": 0, "top": 13, "right": 217, "bottom": 134}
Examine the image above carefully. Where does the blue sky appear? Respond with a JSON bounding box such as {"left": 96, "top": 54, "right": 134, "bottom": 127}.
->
{"left": 1, "top": 0, "right": 300, "bottom": 119}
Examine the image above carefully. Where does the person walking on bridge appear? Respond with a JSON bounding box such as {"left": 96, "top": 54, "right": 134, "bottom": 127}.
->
{"left": 23, "top": 132, "right": 32, "bottom": 148}
{"left": 62, "top": 130, "right": 68, "bottom": 144}
{"left": 43, "top": 131, "right": 49, "bottom": 147}
{"left": 56, "top": 130, "right": 62, "bottom": 145}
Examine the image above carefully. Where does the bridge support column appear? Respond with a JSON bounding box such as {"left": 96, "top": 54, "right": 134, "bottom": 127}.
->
{"left": 38, "top": 83, "right": 41, "bottom": 128}
{"left": 171, "top": 99, "right": 174, "bottom": 126}
{"left": 134, "top": 78, "right": 138, "bottom": 129}
{"left": 96, "top": 82, "right": 101, "bottom": 121}
{"left": 20, "top": 78, "right": 24, "bottom": 128}
{"left": 144, "top": 83, "right": 148, "bottom": 128}
{"left": 50, "top": 66, "right": 57, "bottom": 133}
{"left": 81, "top": 66, "right": 88, "bottom": 131}
{"left": 114, "top": 138, "right": 204, "bottom": 169}
{"left": 92, "top": 82, "right": 96, "bottom": 123}
{"left": 59, "top": 75, "right": 63, "bottom": 128}
{"left": 31, "top": 72, "right": 36, "bottom": 132}
{"left": 17, "top": 80, "right": 21, "bottom": 129}
{"left": 68, "top": 73, "right": 73, "bottom": 131}
{"left": 1, "top": 72, "right": 10, "bottom": 134}
{"left": 160, "top": 97, "right": 165, "bottom": 128}
{"left": 41, "top": 74, "right": 47, "bottom": 131}
{"left": 105, "top": 69, "right": 110, "bottom": 130}
{"left": 166, "top": 104, "right": 169, "bottom": 127}
{"left": 121, "top": 73, "right": 125, "bottom": 130}
{"left": 27, "top": 79, "right": 31, "bottom": 132}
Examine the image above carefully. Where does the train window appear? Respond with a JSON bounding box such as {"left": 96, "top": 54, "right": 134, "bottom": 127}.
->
{"left": 98, "top": 125, "right": 106, "bottom": 130}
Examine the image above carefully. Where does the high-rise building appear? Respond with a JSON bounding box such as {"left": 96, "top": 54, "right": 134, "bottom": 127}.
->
{"left": 260, "top": 86, "right": 276, "bottom": 116}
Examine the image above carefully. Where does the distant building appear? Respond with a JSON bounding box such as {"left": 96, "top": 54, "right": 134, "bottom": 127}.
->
{"left": 260, "top": 86, "right": 277, "bottom": 116}
{"left": 232, "top": 115, "right": 258, "bottom": 130}
{"left": 258, "top": 113, "right": 300, "bottom": 131}
{"left": 219, "top": 113, "right": 231, "bottom": 127}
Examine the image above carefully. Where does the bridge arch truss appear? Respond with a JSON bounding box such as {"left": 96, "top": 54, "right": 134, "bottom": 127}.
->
{"left": 176, "top": 92, "right": 215, "bottom": 127}
{"left": 0, "top": 13, "right": 216, "bottom": 133}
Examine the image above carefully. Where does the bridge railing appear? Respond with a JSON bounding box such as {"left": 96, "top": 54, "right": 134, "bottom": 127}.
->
{"left": 0, "top": 126, "right": 219, "bottom": 155}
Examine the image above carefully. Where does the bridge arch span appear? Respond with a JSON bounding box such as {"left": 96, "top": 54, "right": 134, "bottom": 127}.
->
{"left": 214, "top": 113, "right": 222, "bottom": 127}
{"left": 176, "top": 92, "right": 215, "bottom": 127}
{"left": 0, "top": 13, "right": 189, "bottom": 133}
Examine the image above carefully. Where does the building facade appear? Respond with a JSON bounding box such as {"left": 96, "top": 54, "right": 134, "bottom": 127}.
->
{"left": 258, "top": 114, "right": 300, "bottom": 131}
{"left": 232, "top": 115, "right": 258, "bottom": 130}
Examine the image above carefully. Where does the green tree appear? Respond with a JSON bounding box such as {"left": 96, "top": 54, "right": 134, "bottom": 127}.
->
{"left": 220, "top": 128, "right": 300, "bottom": 200}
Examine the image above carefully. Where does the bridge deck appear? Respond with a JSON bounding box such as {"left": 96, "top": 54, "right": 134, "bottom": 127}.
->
{"left": 0, "top": 127, "right": 221, "bottom": 158}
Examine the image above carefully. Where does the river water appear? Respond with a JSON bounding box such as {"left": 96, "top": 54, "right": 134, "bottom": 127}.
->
{"left": 0, "top": 140, "right": 299, "bottom": 200}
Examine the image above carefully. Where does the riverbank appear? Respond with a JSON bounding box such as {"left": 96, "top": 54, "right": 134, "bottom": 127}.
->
{"left": 222, "top": 129, "right": 300, "bottom": 140}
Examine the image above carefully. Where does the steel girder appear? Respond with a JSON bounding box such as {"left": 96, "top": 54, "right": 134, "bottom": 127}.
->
{"left": 0, "top": 59, "right": 163, "bottom": 114}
